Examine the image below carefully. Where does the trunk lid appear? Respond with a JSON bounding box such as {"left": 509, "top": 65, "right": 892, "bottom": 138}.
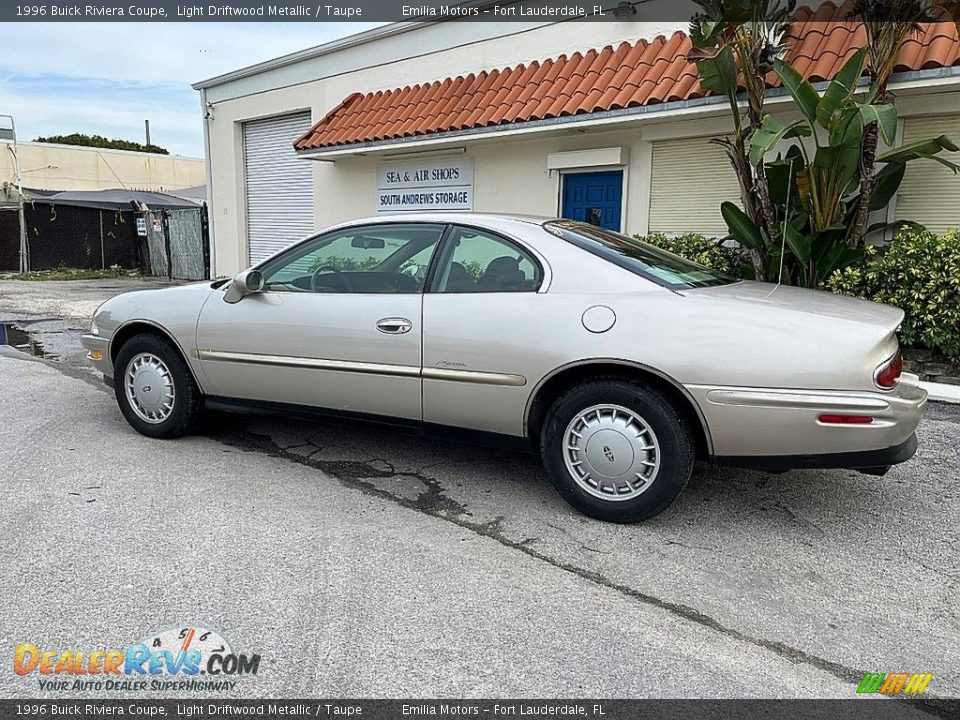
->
{"left": 685, "top": 280, "right": 904, "bottom": 332}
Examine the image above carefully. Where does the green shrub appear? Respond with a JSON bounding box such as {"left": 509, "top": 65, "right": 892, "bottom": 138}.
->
{"left": 636, "top": 233, "right": 747, "bottom": 278}
{"left": 33, "top": 133, "right": 169, "bottom": 155}
{"left": 826, "top": 227, "right": 960, "bottom": 359}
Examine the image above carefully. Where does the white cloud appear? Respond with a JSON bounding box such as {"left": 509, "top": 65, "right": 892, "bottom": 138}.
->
{"left": 0, "top": 22, "right": 382, "bottom": 156}
{"left": 2, "top": 22, "right": 382, "bottom": 84}
{"left": 0, "top": 79, "right": 204, "bottom": 156}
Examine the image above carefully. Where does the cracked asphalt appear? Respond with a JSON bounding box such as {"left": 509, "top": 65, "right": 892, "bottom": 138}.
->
{"left": 0, "top": 283, "right": 958, "bottom": 702}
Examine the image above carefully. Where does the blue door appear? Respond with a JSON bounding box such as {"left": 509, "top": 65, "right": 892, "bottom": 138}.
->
{"left": 562, "top": 170, "right": 623, "bottom": 231}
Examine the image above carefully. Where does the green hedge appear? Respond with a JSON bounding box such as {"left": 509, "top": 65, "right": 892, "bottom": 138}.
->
{"left": 826, "top": 227, "right": 960, "bottom": 359}
{"left": 33, "top": 133, "right": 169, "bottom": 155}
{"left": 638, "top": 228, "right": 960, "bottom": 359}
{"left": 636, "top": 233, "right": 746, "bottom": 278}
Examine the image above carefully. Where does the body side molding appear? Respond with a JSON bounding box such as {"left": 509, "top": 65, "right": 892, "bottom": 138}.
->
{"left": 199, "top": 349, "right": 526, "bottom": 387}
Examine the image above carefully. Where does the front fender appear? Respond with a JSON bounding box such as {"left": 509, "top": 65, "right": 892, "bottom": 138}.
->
{"left": 88, "top": 283, "right": 218, "bottom": 389}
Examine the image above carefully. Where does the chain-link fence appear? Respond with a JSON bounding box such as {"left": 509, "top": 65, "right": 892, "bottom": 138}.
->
{"left": 0, "top": 208, "right": 19, "bottom": 271}
{"left": 168, "top": 208, "right": 207, "bottom": 280}
{"left": 0, "top": 201, "right": 209, "bottom": 279}
{"left": 139, "top": 207, "right": 209, "bottom": 280}
{"left": 22, "top": 203, "right": 141, "bottom": 271}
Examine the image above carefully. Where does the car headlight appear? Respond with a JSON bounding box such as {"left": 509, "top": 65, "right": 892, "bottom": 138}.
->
{"left": 90, "top": 315, "right": 100, "bottom": 336}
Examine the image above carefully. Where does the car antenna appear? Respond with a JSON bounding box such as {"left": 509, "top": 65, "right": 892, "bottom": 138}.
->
{"left": 769, "top": 157, "right": 793, "bottom": 296}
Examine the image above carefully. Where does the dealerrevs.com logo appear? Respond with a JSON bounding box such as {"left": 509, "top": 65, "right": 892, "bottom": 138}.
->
{"left": 14, "top": 626, "right": 261, "bottom": 692}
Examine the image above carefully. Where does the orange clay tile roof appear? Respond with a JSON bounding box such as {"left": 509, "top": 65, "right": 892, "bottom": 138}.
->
{"left": 294, "top": 1, "right": 960, "bottom": 151}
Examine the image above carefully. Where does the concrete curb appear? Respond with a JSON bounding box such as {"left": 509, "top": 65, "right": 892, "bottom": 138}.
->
{"left": 919, "top": 380, "right": 960, "bottom": 404}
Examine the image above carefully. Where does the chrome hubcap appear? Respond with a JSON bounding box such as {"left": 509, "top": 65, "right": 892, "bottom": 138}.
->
{"left": 125, "top": 353, "right": 175, "bottom": 424}
{"left": 563, "top": 404, "right": 660, "bottom": 501}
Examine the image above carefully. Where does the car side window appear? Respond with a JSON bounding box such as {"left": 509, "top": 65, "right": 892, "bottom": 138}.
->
{"left": 432, "top": 226, "right": 542, "bottom": 293}
{"left": 259, "top": 224, "right": 444, "bottom": 294}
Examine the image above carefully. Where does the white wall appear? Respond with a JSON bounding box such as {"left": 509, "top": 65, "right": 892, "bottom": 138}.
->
{"left": 201, "top": 21, "right": 688, "bottom": 275}
{"left": 0, "top": 141, "right": 204, "bottom": 192}
{"left": 198, "top": 18, "right": 691, "bottom": 103}
{"left": 311, "top": 128, "right": 654, "bottom": 229}
{"left": 208, "top": 124, "right": 660, "bottom": 274}
{"left": 201, "top": 16, "right": 960, "bottom": 276}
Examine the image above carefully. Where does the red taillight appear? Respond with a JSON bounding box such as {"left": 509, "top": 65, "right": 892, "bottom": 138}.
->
{"left": 875, "top": 352, "right": 903, "bottom": 390}
{"left": 818, "top": 414, "right": 874, "bottom": 424}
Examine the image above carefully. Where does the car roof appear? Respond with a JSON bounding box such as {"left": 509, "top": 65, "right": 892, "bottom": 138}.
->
{"left": 328, "top": 212, "right": 555, "bottom": 230}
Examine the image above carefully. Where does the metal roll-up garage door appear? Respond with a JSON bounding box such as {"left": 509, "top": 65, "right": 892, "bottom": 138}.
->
{"left": 895, "top": 114, "right": 960, "bottom": 234}
{"left": 243, "top": 111, "right": 314, "bottom": 264}
{"left": 649, "top": 136, "right": 741, "bottom": 237}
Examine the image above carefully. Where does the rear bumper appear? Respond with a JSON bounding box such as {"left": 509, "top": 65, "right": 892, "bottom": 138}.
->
{"left": 715, "top": 432, "right": 918, "bottom": 472}
{"left": 688, "top": 375, "right": 927, "bottom": 460}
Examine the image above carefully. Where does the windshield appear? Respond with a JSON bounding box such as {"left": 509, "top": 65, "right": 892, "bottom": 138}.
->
{"left": 543, "top": 220, "right": 736, "bottom": 290}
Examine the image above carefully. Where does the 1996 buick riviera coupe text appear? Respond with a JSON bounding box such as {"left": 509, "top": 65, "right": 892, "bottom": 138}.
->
{"left": 82, "top": 214, "right": 927, "bottom": 522}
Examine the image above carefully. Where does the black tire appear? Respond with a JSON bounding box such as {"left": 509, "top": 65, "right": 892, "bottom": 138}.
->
{"left": 540, "top": 377, "right": 694, "bottom": 523}
{"left": 113, "top": 332, "right": 201, "bottom": 439}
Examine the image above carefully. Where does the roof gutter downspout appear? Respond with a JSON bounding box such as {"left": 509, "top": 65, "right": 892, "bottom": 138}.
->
{"left": 200, "top": 87, "right": 217, "bottom": 277}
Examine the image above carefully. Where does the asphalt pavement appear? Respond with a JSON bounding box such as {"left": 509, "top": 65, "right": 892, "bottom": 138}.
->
{"left": 0, "top": 282, "right": 957, "bottom": 702}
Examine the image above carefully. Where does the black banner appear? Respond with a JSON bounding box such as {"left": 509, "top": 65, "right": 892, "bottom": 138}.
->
{"left": 0, "top": 0, "right": 760, "bottom": 23}
{"left": 0, "top": 700, "right": 958, "bottom": 720}
{"left": 4, "top": 0, "right": 947, "bottom": 23}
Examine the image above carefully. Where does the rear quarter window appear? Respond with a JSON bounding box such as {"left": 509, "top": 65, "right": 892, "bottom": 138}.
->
{"left": 543, "top": 220, "right": 735, "bottom": 290}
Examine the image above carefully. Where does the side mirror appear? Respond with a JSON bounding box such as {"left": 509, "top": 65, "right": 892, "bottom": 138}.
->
{"left": 223, "top": 269, "right": 264, "bottom": 304}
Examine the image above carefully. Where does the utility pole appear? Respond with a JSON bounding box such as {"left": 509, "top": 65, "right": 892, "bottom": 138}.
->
{"left": 0, "top": 114, "right": 28, "bottom": 273}
{"left": 145, "top": 119, "right": 151, "bottom": 148}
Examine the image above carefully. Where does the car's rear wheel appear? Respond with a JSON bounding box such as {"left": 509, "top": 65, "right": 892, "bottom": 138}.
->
{"left": 113, "top": 333, "right": 201, "bottom": 439}
{"left": 540, "top": 378, "right": 694, "bottom": 523}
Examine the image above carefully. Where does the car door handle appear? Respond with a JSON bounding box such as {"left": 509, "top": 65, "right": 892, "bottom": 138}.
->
{"left": 376, "top": 317, "right": 413, "bottom": 335}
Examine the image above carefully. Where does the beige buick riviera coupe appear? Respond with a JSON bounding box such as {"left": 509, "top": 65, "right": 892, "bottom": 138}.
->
{"left": 82, "top": 214, "right": 926, "bottom": 522}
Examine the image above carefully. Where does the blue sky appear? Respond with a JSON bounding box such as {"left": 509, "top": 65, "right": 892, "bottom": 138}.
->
{"left": 0, "top": 22, "right": 381, "bottom": 158}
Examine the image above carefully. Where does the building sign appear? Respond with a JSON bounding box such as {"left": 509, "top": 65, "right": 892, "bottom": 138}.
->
{"left": 376, "top": 158, "right": 473, "bottom": 213}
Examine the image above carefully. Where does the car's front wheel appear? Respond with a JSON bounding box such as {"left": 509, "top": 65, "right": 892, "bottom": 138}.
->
{"left": 113, "top": 333, "right": 201, "bottom": 439}
{"left": 541, "top": 378, "right": 694, "bottom": 523}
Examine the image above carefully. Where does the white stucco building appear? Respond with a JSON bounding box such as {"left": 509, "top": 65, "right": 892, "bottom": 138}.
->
{"left": 0, "top": 141, "right": 205, "bottom": 194}
{"left": 194, "top": 12, "right": 960, "bottom": 276}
